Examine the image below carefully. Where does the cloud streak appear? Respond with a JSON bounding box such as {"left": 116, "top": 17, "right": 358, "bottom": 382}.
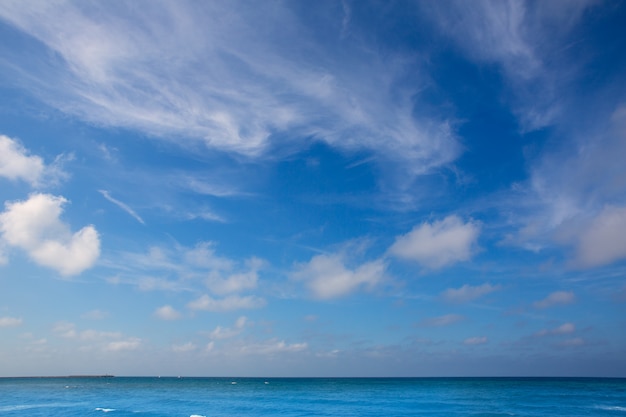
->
{"left": 187, "top": 294, "right": 266, "bottom": 312}
{"left": 99, "top": 190, "right": 145, "bottom": 225}
{"left": 0, "top": 316, "right": 23, "bottom": 327}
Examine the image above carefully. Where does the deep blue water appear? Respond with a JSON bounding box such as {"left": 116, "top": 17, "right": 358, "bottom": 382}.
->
{"left": 1, "top": 377, "right": 625, "bottom": 416}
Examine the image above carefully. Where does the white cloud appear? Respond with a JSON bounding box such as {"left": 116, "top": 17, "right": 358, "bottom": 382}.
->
{"left": 79, "top": 329, "right": 123, "bottom": 341}
{"left": 388, "top": 215, "right": 480, "bottom": 269}
{"left": 99, "top": 190, "right": 145, "bottom": 225}
{"left": 154, "top": 305, "right": 182, "bottom": 321}
{"left": 172, "top": 342, "right": 197, "bottom": 353}
{"left": 209, "top": 316, "right": 247, "bottom": 340}
{"left": 0, "top": 193, "right": 100, "bottom": 276}
{"left": 238, "top": 339, "right": 308, "bottom": 355}
{"left": 184, "top": 209, "right": 225, "bottom": 223}
{"left": 419, "top": 314, "right": 464, "bottom": 327}
{"left": 575, "top": 205, "right": 626, "bottom": 267}
{"left": 0, "top": 135, "right": 44, "bottom": 185}
{"left": 52, "top": 322, "right": 123, "bottom": 341}
{"left": 424, "top": 0, "right": 595, "bottom": 130}
{"left": 53, "top": 321, "right": 77, "bottom": 339}
{"left": 205, "top": 258, "right": 264, "bottom": 295}
{"left": 442, "top": 283, "right": 500, "bottom": 304}
{"left": 103, "top": 242, "right": 267, "bottom": 302}
{"left": 81, "top": 310, "right": 109, "bottom": 320}
{"left": 464, "top": 336, "right": 488, "bottom": 346}
{"left": 507, "top": 104, "right": 626, "bottom": 257}
{"left": 560, "top": 337, "right": 585, "bottom": 347}
{"left": 292, "top": 253, "right": 385, "bottom": 299}
{"left": 0, "top": 316, "right": 23, "bottom": 327}
{"left": 187, "top": 294, "right": 265, "bottom": 312}
{"left": 184, "top": 242, "right": 234, "bottom": 271}
{"left": 535, "top": 322, "right": 575, "bottom": 337}
{"left": 0, "top": 1, "right": 460, "bottom": 178}
{"left": 105, "top": 337, "right": 141, "bottom": 352}
{"left": 533, "top": 291, "right": 576, "bottom": 309}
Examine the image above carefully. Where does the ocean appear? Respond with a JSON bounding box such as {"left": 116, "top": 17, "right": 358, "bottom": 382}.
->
{"left": 1, "top": 377, "right": 625, "bottom": 416}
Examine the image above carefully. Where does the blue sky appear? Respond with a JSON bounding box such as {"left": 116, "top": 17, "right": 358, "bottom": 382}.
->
{"left": 0, "top": 0, "right": 625, "bottom": 377}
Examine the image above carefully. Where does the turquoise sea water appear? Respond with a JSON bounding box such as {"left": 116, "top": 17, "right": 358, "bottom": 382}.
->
{"left": 1, "top": 377, "right": 625, "bottom": 416}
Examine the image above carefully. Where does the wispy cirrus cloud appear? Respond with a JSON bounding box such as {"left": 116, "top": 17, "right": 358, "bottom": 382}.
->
{"left": 424, "top": 0, "right": 596, "bottom": 131}
{"left": 0, "top": 1, "right": 459, "bottom": 180}
{"left": 103, "top": 241, "right": 263, "bottom": 293}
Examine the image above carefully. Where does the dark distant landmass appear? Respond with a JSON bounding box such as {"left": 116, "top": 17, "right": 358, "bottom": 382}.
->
{"left": 0, "top": 375, "right": 114, "bottom": 379}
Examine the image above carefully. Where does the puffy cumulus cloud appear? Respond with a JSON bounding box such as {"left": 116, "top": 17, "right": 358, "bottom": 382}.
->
{"left": 0, "top": 135, "right": 70, "bottom": 187}
{"left": 388, "top": 216, "right": 480, "bottom": 269}
{"left": 187, "top": 294, "right": 265, "bottom": 312}
{"left": 205, "top": 257, "right": 264, "bottom": 295}
{"left": 418, "top": 314, "right": 464, "bottom": 327}
{"left": 154, "top": 305, "right": 183, "bottom": 321}
{"left": 464, "top": 336, "right": 488, "bottom": 346}
{"left": 292, "top": 253, "right": 385, "bottom": 299}
{"left": 574, "top": 205, "right": 626, "bottom": 268}
{"left": 0, "top": 193, "right": 100, "bottom": 276}
{"left": 533, "top": 291, "right": 576, "bottom": 309}
{"left": 0, "top": 316, "right": 23, "bottom": 327}
{"left": 209, "top": 316, "right": 247, "bottom": 340}
{"left": 441, "top": 283, "right": 500, "bottom": 304}
{"left": 105, "top": 337, "right": 141, "bottom": 352}
{"left": 0, "top": 135, "right": 44, "bottom": 185}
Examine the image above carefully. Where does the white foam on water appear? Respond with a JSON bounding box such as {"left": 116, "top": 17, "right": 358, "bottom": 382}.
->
{"left": 596, "top": 405, "right": 626, "bottom": 412}
{"left": 190, "top": 415, "right": 206, "bottom": 417}
{"left": 0, "top": 402, "right": 82, "bottom": 412}
{"left": 95, "top": 407, "right": 116, "bottom": 412}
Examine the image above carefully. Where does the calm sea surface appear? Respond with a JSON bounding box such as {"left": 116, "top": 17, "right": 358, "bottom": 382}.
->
{"left": 1, "top": 377, "right": 625, "bottom": 416}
